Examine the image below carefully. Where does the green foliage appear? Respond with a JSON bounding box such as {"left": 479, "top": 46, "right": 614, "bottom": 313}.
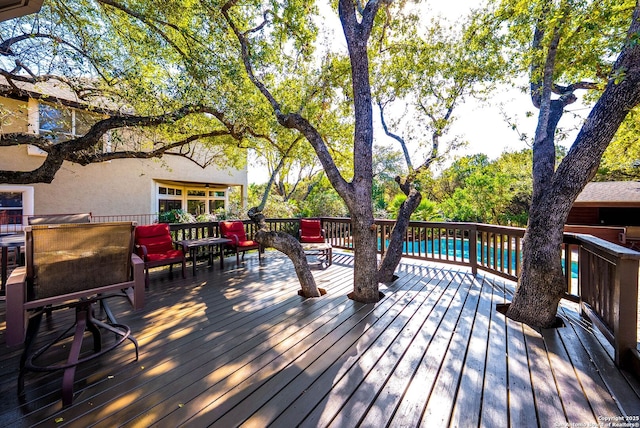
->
{"left": 370, "top": 4, "right": 508, "bottom": 170}
{"left": 158, "top": 209, "right": 196, "bottom": 224}
{"left": 372, "top": 145, "right": 406, "bottom": 211}
{"left": 418, "top": 150, "right": 533, "bottom": 226}
{"left": 387, "top": 195, "right": 443, "bottom": 221}
{"left": 494, "top": 0, "right": 634, "bottom": 101}
{"left": 298, "top": 183, "right": 348, "bottom": 218}
{"left": 248, "top": 183, "right": 300, "bottom": 218}
{"left": 596, "top": 108, "right": 640, "bottom": 180}
{"left": 195, "top": 213, "right": 217, "bottom": 222}
{"left": 248, "top": 178, "right": 348, "bottom": 218}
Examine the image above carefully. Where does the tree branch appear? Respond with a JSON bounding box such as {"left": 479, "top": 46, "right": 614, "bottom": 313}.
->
{"left": 0, "top": 104, "right": 248, "bottom": 183}
{"left": 97, "top": 0, "right": 194, "bottom": 57}
{"left": 221, "top": 0, "right": 351, "bottom": 203}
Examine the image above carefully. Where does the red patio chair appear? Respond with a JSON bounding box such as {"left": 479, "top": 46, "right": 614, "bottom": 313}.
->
{"left": 219, "top": 220, "right": 262, "bottom": 264}
{"left": 134, "top": 223, "right": 186, "bottom": 287}
{"left": 299, "top": 219, "right": 326, "bottom": 243}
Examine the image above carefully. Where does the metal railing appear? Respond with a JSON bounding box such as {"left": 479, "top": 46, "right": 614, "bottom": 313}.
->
{"left": 1, "top": 213, "right": 160, "bottom": 233}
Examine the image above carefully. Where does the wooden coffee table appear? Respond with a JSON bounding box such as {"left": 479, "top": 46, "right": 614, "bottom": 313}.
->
{"left": 179, "top": 237, "right": 232, "bottom": 275}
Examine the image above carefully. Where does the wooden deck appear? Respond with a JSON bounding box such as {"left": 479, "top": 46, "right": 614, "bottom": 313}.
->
{"left": 1, "top": 251, "right": 640, "bottom": 427}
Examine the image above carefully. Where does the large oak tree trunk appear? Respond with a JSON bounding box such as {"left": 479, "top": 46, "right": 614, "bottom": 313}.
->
{"left": 350, "top": 212, "right": 381, "bottom": 302}
{"left": 507, "top": 6, "right": 640, "bottom": 327}
{"left": 507, "top": 205, "right": 566, "bottom": 327}
{"left": 338, "top": 0, "right": 381, "bottom": 303}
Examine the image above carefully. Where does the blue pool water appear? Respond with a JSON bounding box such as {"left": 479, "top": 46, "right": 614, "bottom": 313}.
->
{"left": 387, "top": 238, "right": 578, "bottom": 278}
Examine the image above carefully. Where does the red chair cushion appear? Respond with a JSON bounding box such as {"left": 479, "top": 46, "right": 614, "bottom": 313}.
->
{"left": 220, "top": 221, "right": 248, "bottom": 245}
{"left": 135, "top": 224, "right": 179, "bottom": 257}
{"left": 145, "top": 249, "right": 184, "bottom": 261}
{"left": 300, "top": 219, "right": 324, "bottom": 243}
{"left": 237, "top": 240, "right": 259, "bottom": 248}
{"left": 300, "top": 235, "right": 325, "bottom": 243}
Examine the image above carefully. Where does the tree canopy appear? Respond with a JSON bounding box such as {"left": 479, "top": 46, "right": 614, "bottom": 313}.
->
{"left": 3, "top": 0, "right": 640, "bottom": 317}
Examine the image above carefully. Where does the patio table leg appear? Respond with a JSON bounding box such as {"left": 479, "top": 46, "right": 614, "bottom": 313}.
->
{"left": 191, "top": 248, "right": 197, "bottom": 276}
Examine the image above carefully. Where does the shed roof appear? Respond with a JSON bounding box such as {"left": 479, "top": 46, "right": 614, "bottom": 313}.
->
{"left": 574, "top": 181, "right": 640, "bottom": 207}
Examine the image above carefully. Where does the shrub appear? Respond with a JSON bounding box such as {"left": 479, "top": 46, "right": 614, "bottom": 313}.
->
{"left": 158, "top": 209, "right": 196, "bottom": 224}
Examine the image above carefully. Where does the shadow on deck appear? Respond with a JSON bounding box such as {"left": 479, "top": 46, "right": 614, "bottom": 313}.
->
{"left": 1, "top": 251, "right": 640, "bottom": 427}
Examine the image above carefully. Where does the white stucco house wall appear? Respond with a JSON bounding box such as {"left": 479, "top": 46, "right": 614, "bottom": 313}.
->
{"left": 0, "top": 80, "right": 248, "bottom": 231}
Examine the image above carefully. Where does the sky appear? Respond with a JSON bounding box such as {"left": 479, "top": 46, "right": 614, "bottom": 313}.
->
{"left": 247, "top": 1, "right": 589, "bottom": 184}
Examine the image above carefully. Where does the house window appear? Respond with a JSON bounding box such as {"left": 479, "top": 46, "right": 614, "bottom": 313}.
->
{"left": 210, "top": 200, "right": 225, "bottom": 212}
{"left": 0, "top": 192, "right": 23, "bottom": 225}
{"left": 157, "top": 184, "right": 226, "bottom": 216}
{"left": 158, "top": 186, "right": 183, "bottom": 213}
{"left": 39, "top": 103, "right": 98, "bottom": 142}
{"left": 0, "top": 186, "right": 34, "bottom": 232}
{"left": 159, "top": 199, "right": 182, "bottom": 213}
{"left": 186, "top": 188, "right": 226, "bottom": 216}
{"left": 208, "top": 191, "right": 226, "bottom": 213}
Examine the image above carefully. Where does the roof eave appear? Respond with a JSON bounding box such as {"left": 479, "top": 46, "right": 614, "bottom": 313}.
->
{"left": 0, "top": 0, "right": 43, "bottom": 22}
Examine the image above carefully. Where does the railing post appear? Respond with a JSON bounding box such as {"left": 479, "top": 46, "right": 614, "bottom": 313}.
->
{"left": 614, "top": 256, "right": 639, "bottom": 370}
{"left": 469, "top": 224, "right": 478, "bottom": 276}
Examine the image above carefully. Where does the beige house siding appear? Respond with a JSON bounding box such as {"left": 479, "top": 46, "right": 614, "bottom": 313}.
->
{"left": 0, "top": 97, "right": 29, "bottom": 133}
{"left": 0, "top": 94, "right": 248, "bottom": 222}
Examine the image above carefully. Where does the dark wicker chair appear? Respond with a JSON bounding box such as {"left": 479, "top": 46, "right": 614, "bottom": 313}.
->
{"left": 5, "top": 222, "right": 144, "bottom": 405}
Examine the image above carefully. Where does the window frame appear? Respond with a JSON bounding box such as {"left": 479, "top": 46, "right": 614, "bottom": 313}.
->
{"left": 29, "top": 100, "right": 107, "bottom": 156}
{"left": 156, "top": 183, "right": 227, "bottom": 217}
{"left": 0, "top": 186, "right": 34, "bottom": 232}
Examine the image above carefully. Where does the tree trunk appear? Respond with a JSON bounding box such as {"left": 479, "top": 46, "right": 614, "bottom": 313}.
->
{"left": 248, "top": 209, "right": 323, "bottom": 298}
{"left": 506, "top": 203, "right": 566, "bottom": 327}
{"left": 349, "top": 211, "right": 381, "bottom": 302}
{"left": 377, "top": 189, "right": 422, "bottom": 283}
{"left": 338, "top": 0, "right": 381, "bottom": 303}
{"left": 507, "top": 4, "right": 640, "bottom": 328}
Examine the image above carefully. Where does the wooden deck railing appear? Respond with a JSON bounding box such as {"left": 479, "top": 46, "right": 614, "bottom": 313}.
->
{"left": 564, "top": 233, "right": 640, "bottom": 369}
{"left": 105, "top": 216, "right": 640, "bottom": 375}
{"left": 13, "top": 213, "right": 635, "bottom": 373}
{"left": 92, "top": 213, "right": 159, "bottom": 225}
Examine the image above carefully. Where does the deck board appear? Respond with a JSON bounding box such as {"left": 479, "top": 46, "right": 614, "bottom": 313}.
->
{"left": 264, "top": 266, "right": 444, "bottom": 426}
{"left": 419, "top": 274, "right": 482, "bottom": 426}
{"left": 479, "top": 272, "right": 509, "bottom": 428}
{"left": 297, "top": 268, "right": 458, "bottom": 428}
{"left": 240, "top": 266, "right": 446, "bottom": 427}
{"left": 334, "top": 269, "right": 466, "bottom": 427}
{"left": 524, "top": 323, "right": 567, "bottom": 427}
{"left": 506, "top": 318, "right": 538, "bottom": 427}
{"left": 262, "top": 266, "right": 438, "bottom": 428}
{"left": 351, "top": 270, "right": 464, "bottom": 428}
{"left": 448, "top": 276, "right": 494, "bottom": 427}
{"left": 541, "top": 325, "right": 597, "bottom": 425}
{"left": 1, "top": 251, "right": 639, "bottom": 427}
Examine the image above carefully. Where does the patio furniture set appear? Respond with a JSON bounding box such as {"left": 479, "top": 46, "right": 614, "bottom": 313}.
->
{"left": 1, "top": 217, "right": 330, "bottom": 406}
